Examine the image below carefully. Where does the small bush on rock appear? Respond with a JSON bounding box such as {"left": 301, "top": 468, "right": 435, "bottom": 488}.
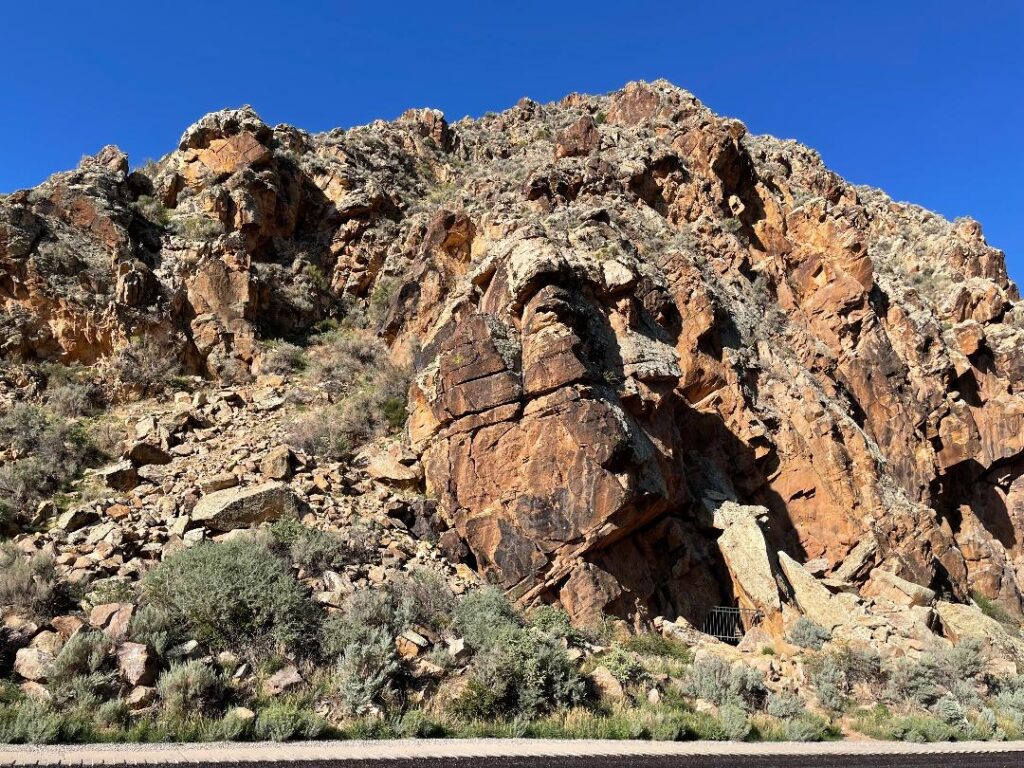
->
{"left": 622, "top": 633, "right": 692, "bottom": 661}
{"left": 602, "top": 647, "right": 647, "bottom": 685}
{"left": 788, "top": 617, "right": 831, "bottom": 650}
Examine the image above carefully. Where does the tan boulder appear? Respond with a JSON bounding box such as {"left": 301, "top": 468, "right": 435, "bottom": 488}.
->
{"left": 588, "top": 666, "right": 626, "bottom": 702}
{"left": 14, "top": 647, "right": 53, "bottom": 681}
{"left": 263, "top": 664, "right": 304, "bottom": 696}
{"left": 261, "top": 445, "right": 295, "bottom": 481}
{"left": 861, "top": 569, "right": 936, "bottom": 607}
{"left": 191, "top": 482, "right": 304, "bottom": 530}
{"left": 89, "top": 602, "right": 134, "bottom": 639}
{"left": 117, "top": 642, "right": 157, "bottom": 686}
{"left": 712, "top": 502, "right": 781, "bottom": 616}
{"left": 778, "top": 552, "right": 850, "bottom": 630}
{"left": 935, "top": 601, "right": 1024, "bottom": 659}
{"left": 125, "top": 685, "right": 157, "bottom": 710}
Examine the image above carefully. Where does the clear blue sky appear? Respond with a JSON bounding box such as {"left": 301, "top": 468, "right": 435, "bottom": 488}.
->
{"left": 3, "top": 1, "right": 1021, "bottom": 282}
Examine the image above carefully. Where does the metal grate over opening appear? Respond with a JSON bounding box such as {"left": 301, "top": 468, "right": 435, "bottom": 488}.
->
{"left": 701, "top": 606, "right": 764, "bottom": 645}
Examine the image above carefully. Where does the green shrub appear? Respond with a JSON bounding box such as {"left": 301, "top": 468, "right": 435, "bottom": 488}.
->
{"left": 157, "top": 661, "right": 223, "bottom": 719}
{"left": 0, "top": 699, "right": 66, "bottom": 744}
{"left": 129, "top": 604, "right": 182, "bottom": 657}
{"left": 783, "top": 713, "right": 832, "bottom": 742}
{"left": 456, "top": 587, "right": 521, "bottom": 651}
{"left": 683, "top": 657, "right": 766, "bottom": 711}
{"left": 455, "top": 627, "right": 585, "bottom": 719}
{"left": 368, "top": 278, "right": 398, "bottom": 326}
{"left": 0, "top": 544, "right": 67, "bottom": 619}
{"left": 268, "top": 518, "right": 373, "bottom": 576}
{"left": 48, "top": 630, "right": 111, "bottom": 683}
{"left": 208, "top": 710, "right": 253, "bottom": 741}
{"left": 108, "top": 337, "right": 182, "bottom": 398}
{"left": 135, "top": 195, "right": 171, "bottom": 226}
{"left": 45, "top": 380, "right": 101, "bottom": 418}
{"left": 788, "top": 617, "right": 831, "bottom": 650}
{"left": 46, "top": 630, "right": 117, "bottom": 709}
{"left": 765, "top": 690, "right": 805, "bottom": 719}
{"left": 886, "top": 656, "right": 941, "bottom": 707}
{"left": 172, "top": 214, "right": 222, "bottom": 240}
{"left": 295, "top": 331, "right": 410, "bottom": 453}
{"left": 95, "top": 699, "right": 130, "bottom": 730}
{"left": 260, "top": 341, "right": 307, "bottom": 375}
{"left": 394, "top": 709, "right": 450, "bottom": 738}
{"left": 601, "top": 647, "right": 647, "bottom": 685}
{"left": 286, "top": 409, "right": 352, "bottom": 459}
{"left": 528, "top": 605, "right": 583, "bottom": 644}
{"left": 253, "top": 701, "right": 328, "bottom": 741}
{"left": 718, "top": 703, "right": 751, "bottom": 740}
{"left": 0, "top": 405, "right": 98, "bottom": 521}
{"left": 143, "top": 539, "right": 317, "bottom": 654}
{"left": 932, "top": 694, "right": 971, "bottom": 734}
{"left": 677, "top": 710, "right": 728, "bottom": 740}
{"left": 334, "top": 627, "right": 399, "bottom": 715}
{"left": 936, "top": 639, "right": 985, "bottom": 685}
{"left": 810, "top": 655, "right": 849, "bottom": 713}
{"left": 622, "top": 633, "right": 692, "bottom": 661}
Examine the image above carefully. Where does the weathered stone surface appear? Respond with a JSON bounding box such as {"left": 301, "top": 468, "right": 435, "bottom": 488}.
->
{"left": 260, "top": 445, "right": 294, "bottom": 481}
{"left": 89, "top": 602, "right": 134, "bottom": 638}
{"left": 97, "top": 461, "right": 140, "bottom": 492}
{"left": 125, "top": 685, "right": 156, "bottom": 710}
{"left": 936, "top": 601, "right": 1024, "bottom": 659}
{"left": 778, "top": 552, "right": 849, "bottom": 630}
{"left": 191, "top": 482, "right": 303, "bottom": 530}
{"left": 56, "top": 506, "right": 100, "bottom": 532}
{"left": 126, "top": 441, "right": 172, "bottom": 467}
{"left": 199, "top": 473, "right": 239, "bottom": 493}
{"left": 712, "top": 502, "right": 782, "bottom": 616}
{"left": 14, "top": 647, "right": 53, "bottom": 681}
{"left": 861, "top": 569, "right": 936, "bottom": 607}
{"left": 554, "top": 115, "right": 600, "bottom": 159}
{"left": 588, "top": 665, "right": 626, "bottom": 702}
{"left": 117, "top": 642, "right": 157, "bottom": 686}
{"left": 263, "top": 664, "right": 304, "bottom": 696}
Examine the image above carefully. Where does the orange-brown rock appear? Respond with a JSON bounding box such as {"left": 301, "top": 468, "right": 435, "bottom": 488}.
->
{"left": 2, "top": 81, "right": 1022, "bottom": 628}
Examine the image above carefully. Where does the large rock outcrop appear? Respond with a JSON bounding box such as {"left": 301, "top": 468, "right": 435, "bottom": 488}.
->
{"left": 2, "top": 81, "right": 1022, "bottom": 629}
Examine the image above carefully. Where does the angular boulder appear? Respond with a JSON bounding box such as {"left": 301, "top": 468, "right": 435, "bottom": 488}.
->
{"left": 191, "top": 482, "right": 304, "bottom": 531}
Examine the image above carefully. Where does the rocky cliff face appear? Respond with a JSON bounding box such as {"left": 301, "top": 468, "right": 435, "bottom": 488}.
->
{"left": 2, "top": 80, "right": 1022, "bottom": 630}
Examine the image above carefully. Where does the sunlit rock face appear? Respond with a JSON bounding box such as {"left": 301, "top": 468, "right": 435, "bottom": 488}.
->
{"left": 3, "top": 81, "right": 1022, "bottom": 626}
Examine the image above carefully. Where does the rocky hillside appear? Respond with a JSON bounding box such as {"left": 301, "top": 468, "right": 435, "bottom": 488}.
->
{"left": 1, "top": 79, "right": 1022, "bottom": 644}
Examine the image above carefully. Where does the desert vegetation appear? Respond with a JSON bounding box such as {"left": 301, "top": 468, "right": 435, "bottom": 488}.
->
{"left": 1, "top": 528, "right": 1023, "bottom": 744}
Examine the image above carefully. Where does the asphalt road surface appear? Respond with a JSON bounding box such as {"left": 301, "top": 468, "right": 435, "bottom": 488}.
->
{"left": 31, "top": 756, "right": 1018, "bottom": 768}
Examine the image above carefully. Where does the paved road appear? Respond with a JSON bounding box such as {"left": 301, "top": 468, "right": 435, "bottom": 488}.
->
{"left": 99, "top": 757, "right": 1024, "bottom": 768}
{"left": 3, "top": 740, "right": 1024, "bottom": 767}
